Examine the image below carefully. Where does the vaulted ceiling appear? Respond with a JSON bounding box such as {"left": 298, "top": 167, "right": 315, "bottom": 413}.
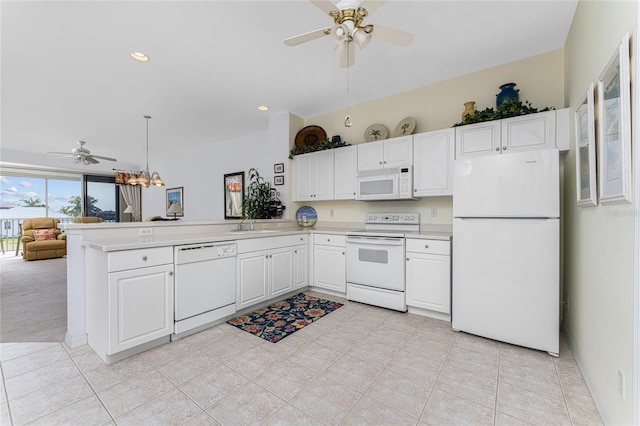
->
{"left": 1, "top": 0, "right": 577, "bottom": 166}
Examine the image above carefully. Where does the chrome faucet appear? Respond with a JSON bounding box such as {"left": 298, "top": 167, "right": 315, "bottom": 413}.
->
{"left": 237, "top": 219, "right": 255, "bottom": 231}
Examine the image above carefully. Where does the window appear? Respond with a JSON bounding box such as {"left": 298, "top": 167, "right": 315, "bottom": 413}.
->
{"left": 84, "top": 175, "right": 119, "bottom": 222}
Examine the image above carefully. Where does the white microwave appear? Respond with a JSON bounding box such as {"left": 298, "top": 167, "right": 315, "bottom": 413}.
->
{"left": 356, "top": 166, "right": 416, "bottom": 201}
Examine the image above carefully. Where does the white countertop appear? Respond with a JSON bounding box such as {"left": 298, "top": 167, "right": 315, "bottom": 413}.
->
{"left": 81, "top": 224, "right": 452, "bottom": 252}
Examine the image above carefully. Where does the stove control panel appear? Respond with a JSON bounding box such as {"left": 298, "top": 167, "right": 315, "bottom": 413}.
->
{"left": 364, "top": 212, "right": 420, "bottom": 225}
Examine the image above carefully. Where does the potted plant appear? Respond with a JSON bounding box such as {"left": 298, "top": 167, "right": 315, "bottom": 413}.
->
{"left": 242, "top": 168, "right": 274, "bottom": 219}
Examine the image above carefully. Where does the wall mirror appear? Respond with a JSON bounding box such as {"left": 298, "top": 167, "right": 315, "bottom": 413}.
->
{"left": 224, "top": 171, "right": 245, "bottom": 219}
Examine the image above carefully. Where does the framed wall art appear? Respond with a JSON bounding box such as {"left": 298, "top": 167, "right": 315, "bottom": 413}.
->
{"left": 574, "top": 82, "right": 597, "bottom": 207}
{"left": 166, "top": 187, "right": 184, "bottom": 217}
{"left": 274, "top": 175, "right": 284, "bottom": 186}
{"left": 224, "top": 171, "right": 245, "bottom": 219}
{"left": 598, "top": 33, "right": 632, "bottom": 204}
{"left": 274, "top": 163, "right": 284, "bottom": 174}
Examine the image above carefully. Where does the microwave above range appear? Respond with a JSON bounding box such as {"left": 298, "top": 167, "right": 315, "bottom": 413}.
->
{"left": 356, "top": 166, "right": 417, "bottom": 201}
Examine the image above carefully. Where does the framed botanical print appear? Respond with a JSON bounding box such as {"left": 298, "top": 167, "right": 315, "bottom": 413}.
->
{"left": 598, "top": 33, "right": 632, "bottom": 204}
{"left": 574, "top": 83, "right": 597, "bottom": 207}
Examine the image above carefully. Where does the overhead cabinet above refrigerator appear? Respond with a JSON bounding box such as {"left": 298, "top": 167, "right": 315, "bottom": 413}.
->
{"left": 455, "top": 108, "right": 569, "bottom": 159}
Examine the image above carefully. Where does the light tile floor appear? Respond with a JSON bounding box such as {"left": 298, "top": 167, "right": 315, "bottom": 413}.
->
{"left": 0, "top": 291, "right": 603, "bottom": 425}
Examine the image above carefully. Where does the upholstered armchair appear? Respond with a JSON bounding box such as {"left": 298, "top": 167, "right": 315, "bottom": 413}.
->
{"left": 72, "top": 216, "right": 104, "bottom": 223}
{"left": 20, "top": 218, "right": 66, "bottom": 261}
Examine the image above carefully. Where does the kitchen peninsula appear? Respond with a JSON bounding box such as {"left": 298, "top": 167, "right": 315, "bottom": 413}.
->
{"left": 63, "top": 220, "right": 452, "bottom": 363}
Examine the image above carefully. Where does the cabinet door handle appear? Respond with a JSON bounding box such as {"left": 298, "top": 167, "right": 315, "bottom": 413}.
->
{"left": 342, "top": 252, "right": 345, "bottom": 255}
{"left": 383, "top": 160, "right": 387, "bottom": 164}
{"left": 407, "top": 258, "right": 410, "bottom": 261}
{"left": 495, "top": 147, "right": 500, "bottom": 152}
{"left": 425, "top": 244, "right": 429, "bottom": 249}
{"left": 294, "top": 250, "right": 298, "bottom": 253}
{"left": 169, "top": 271, "right": 174, "bottom": 276}
{"left": 414, "top": 189, "right": 417, "bottom": 192}
{"left": 503, "top": 146, "right": 507, "bottom": 150}
{"left": 379, "top": 161, "right": 383, "bottom": 165}
{"left": 265, "top": 255, "right": 269, "bottom": 259}
{"left": 142, "top": 256, "right": 148, "bottom": 261}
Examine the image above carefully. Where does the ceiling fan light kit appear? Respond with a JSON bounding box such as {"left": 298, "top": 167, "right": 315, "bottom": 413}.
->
{"left": 284, "top": 1, "right": 413, "bottom": 68}
{"left": 128, "top": 115, "right": 165, "bottom": 188}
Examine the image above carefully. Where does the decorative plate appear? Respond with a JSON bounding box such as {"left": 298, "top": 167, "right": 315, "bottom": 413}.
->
{"left": 295, "top": 125, "right": 327, "bottom": 147}
{"left": 296, "top": 206, "right": 317, "bottom": 227}
{"left": 394, "top": 117, "right": 417, "bottom": 137}
{"left": 364, "top": 123, "right": 389, "bottom": 142}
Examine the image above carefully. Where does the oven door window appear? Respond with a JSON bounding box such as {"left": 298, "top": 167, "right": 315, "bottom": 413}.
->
{"left": 358, "top": 248, "right": 388, "bottom": 264}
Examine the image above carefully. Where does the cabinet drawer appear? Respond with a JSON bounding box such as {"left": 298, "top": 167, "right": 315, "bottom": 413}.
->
{"left": 406, "top": 239, "right": 450, "bottom": 255}
{"left": 293, "top": 234, "right": 309, "bottom": 245}
{"left": 109, "top": 247, "right": 174, "bottom": 272}
{"left": 314, "top": 234, "right": 345, "bottom": 247}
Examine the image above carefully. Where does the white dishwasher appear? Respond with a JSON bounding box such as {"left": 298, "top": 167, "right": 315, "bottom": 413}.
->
{"left": 173, "top": 242, "right": 236, "bottom": 336}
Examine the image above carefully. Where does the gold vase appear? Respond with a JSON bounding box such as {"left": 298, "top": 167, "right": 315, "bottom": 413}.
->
{"left": 462, "top": 101, "right": 476, "bottom": 121}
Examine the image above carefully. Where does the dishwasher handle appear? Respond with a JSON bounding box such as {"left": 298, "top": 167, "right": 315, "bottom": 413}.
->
{"left": 177, "top": 242, "right": 235, "bottom": 252}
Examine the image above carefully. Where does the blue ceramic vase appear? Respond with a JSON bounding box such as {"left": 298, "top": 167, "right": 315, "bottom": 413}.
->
{"left": 496, "top": 83, "right": 519, "bottom": 107}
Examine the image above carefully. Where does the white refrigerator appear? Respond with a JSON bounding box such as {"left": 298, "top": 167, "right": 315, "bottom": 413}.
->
{"left": 452, "top": 149, "right": 560, "bottom": 356}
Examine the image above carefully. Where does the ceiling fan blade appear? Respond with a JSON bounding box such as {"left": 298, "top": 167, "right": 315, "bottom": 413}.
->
{"left": 370, "top": 23, "right": 415, "bottom": 46}
{"left": 284, "top": 28, "right": 331, "bottom": 46}
{"left": 310, "top": 0, "right": 338, "bottom": 15}
{"left": 359, "top": 0, "right": 386, "bottom": 16}
{"left": 47, "top": 151, "right": 74, "bottom": 156}
{"left": 90, "top": 154, "right": 117, "bottom": 162}
{"left": 84, "top": 156, "right": 100, "bottom": 165}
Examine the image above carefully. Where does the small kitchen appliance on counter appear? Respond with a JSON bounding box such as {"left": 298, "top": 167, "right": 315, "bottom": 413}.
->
{"left": 346, "top": 212, "right": 420, "bottom": 311}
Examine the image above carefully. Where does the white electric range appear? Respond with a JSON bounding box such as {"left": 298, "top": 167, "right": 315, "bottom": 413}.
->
{"left": 345, "top": 212, "right": 420, "bottom": 311}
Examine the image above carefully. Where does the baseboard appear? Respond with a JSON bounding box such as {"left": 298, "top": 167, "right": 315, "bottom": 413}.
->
{"left": 561, "top": 323, "right": 609, "bottom": 424}
{"left": 65, "top": 332, "right": 87, "bottom": 348}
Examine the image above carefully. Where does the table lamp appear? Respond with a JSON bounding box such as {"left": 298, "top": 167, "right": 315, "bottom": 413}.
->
{"left": 167, "top": 201, "right": 183, "bottom": 219}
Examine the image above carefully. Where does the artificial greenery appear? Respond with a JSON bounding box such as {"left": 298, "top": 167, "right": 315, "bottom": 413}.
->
{"left": 242, "top": 168, "right": 275, "bottom": 219}
{"left": 289, "top": 138, "right": 351, "bottom": 159}
{"left": 453, "top": 98, "right": 555, "bottom": 127}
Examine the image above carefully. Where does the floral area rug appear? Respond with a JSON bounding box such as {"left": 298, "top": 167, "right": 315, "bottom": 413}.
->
{"left": 227, "top": 293, "right": 343, "bottom": 343}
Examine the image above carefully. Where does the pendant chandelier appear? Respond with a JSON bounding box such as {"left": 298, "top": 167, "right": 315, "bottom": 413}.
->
{"left": 128, "top": 115, "right": 164, "bottom": 187}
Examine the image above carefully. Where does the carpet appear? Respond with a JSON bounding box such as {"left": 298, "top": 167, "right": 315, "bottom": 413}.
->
{"left": 227, "top": 293, "right": 343, "bottom": 343}
{"left": 0, "top": 256, "right": 67, "bottom": 342}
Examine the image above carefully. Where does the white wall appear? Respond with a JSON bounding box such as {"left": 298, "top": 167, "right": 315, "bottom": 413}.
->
{"left": 141, "top": 113, "right": 292, "bottom": 220}
{"left": 563, "top": 1, "right": 636, "bottom": 424}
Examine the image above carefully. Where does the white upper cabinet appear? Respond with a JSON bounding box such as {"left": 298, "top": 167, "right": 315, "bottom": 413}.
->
{"left": 357, "top": 135, "right": 413, "bottom": 171}
{"left": 334, "top": 145, "right": 357, "bottom": 200}
{"left": 293, "top": 149, "right": 334, "bottom": 201}
{"left": 413, "top": 128, "right": 455, "bottom": 197}
{"left": 501, "top": 110, "right": 556, "bottom": 153}
{"left": 455, "top": 109, "right": 569, "bottom": 159}
{"left": 455, "top": 120, "right": 501, "bottom": 159}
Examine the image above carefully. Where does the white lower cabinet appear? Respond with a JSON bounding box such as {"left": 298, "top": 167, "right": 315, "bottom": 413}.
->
{"left": 85, "top": 246, "right": 174, "bottom": 363}
{"left": 109, "top": 265, "right": 174, "bottom": 353}
{"left": 293, "top": 234, "right": 309, "bottom": 289}
{"left": 236, "top": 236, "right": 294, "bottom": 310}
{"left": 405, "top": 239, "right": 451, "bottom": 316}
{"left": 313, "top": 234, "right": 346, "bottom": 293}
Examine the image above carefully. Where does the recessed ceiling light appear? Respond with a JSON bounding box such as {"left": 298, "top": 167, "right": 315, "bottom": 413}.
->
{"left": 130, "top": 51, "right": 149, "bottom": 62}
{"left": 257, "top": 105, "right": 269, "bottom": 111}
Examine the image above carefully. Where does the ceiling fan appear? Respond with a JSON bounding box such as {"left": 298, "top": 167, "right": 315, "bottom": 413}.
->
{"left": 284, "top": 0, "right": 415, "bottom": 68}
{"left": 47, "top": 140, "right": 117, "bottom": 165}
